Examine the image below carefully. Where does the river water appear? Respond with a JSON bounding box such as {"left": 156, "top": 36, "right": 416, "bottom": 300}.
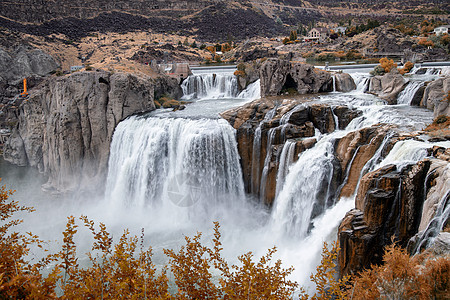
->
{"left": 1, "top": 64, "right": 448, "bottom": 293}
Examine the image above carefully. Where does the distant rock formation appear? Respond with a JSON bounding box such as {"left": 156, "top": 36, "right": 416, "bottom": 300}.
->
{"left": 259, "top": 59, "right": 333, "bottom": 97}
{"left": 3, "top": 71, "right": 155, "bottom": 194}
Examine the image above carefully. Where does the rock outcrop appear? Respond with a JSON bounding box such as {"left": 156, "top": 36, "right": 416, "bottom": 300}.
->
{"left": 0, "top": 46, "right": 59, "bottom": 105}
{"left": 335, "top": 125, "right": 396, "bottom": 198}
{"left": 337, "top": 146, "right": 450, "bottom": 277}
{"left": 333, "top": 72, "right": 356, "bottom": 93}
{"left": 259, "top": 59, "right": 332, "bottom": 97}
{"left": 421, "top": 76, "right": 450, "bottom": 118}
{"left": 368, "top": 69, "right": 407, "bottom": 104}
{"left": 3, "top": 71, "right": 155, "bottom": 194}
{"left": 221, "top": 97, "right": 361, "bottom": 205}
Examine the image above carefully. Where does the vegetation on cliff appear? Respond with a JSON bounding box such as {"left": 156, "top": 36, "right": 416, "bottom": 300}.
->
{"left": 1, "top": 183, "right": 449, "bottom": 299}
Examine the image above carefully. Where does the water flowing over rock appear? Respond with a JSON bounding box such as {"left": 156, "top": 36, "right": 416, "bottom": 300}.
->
{"left": 337, "top": 143, "right": 450, "bottom": 276}
{"left": 221, "top": 97, "right": 361, "bottom": 205}
{"left": 368, "top": 70, "right": 407, "bottom": 104}
{"left": 106, "top": 116, "right": 245, "bottom": 213}
{"left": 3, "top": 71, "right": 155, "bottom": 194}
{"left": 259, "top": 59, "right": 333, "bottom": 97}
{"left": 421, "top": 76, "right": 450, "bottom": 117}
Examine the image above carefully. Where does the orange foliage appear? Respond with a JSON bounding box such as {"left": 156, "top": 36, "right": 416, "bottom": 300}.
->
{"left": 418, "top": 38, "right": 435, "bottom": 48}
{"left": 399, "top": 61, "right": 414, "bottom": 75}
{"left": 379, "top": 57, "right": 397, "bottom": 73}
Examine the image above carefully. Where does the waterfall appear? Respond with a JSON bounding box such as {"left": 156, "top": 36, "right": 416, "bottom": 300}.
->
{"left": 397, "top": 81, "right": 424, "bottom": 105}
{"left": 106, "top": 116, "right": 245, "bottom": 215}
{"left": 275, "top": 139, "right": 297, "bottom": 197}
{"left": 412, "top": 190, "right": 450, "bottom": 254}
{"left": 270, "top": 136, "right": 338, "bottom": 238}
{"left": 181, "top": 73, "right": 239, "bottom": 100}
{"left": 237, "top": 79, "right": 261, "bottom": 100}
{"left": 332, "top": 75, "right": 336, "bottom": 92}
{"left": 351, "top": 73, "right": 370, "bottom": 93}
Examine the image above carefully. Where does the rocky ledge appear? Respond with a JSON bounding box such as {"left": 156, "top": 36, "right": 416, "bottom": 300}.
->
{"left": 3, "top": 71, "right": 156, "bottom": 194}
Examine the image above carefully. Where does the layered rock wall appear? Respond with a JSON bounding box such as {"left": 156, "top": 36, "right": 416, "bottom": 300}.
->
{"left": 421, "top": 76, "right": 450, "bottom": 118}
{"left": 338, "top": 148, "right": 450, "bottom": 276}
{"left": 3, "top": 71, "right": 155, "bottom": 194}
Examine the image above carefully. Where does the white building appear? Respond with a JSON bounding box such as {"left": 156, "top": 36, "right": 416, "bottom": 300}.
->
{"left": 333, "top": 26, "right": 347, "bottom": 34}
{"left": 434, "top": 25, "right": 450, "bottom": 35}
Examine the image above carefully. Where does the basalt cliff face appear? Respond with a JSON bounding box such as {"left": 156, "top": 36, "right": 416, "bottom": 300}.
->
{"left": 338, "top": 147, "right": 450, "bottom": 276}
{"left": 3, "top": 71, "right": 155, "bottom": 194}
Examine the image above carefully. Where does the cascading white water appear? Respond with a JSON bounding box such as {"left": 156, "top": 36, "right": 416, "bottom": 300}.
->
{"left": 237, "top": 79, "right": 261, "bottom": 100}
{"left": 397, "top": 80, "right": 424, "bottom": 105}
{"left": 181, "top": 73, "right": 239, "bottom": 100}
{"left": 106, "top": 116, "right": 245, "bottom": 216}
{"left": 270, "top": 136, "right": 338, "bottom": 238}
{"left": 275, "top": 139, "right": 297, "bottom": 197}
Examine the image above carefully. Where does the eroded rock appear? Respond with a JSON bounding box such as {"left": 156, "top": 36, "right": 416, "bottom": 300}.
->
{"left": 3, "top": 71, "right": 155, "bottom": 194}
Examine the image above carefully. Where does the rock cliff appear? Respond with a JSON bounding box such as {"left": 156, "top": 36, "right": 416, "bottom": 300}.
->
{"left": 3, "top": 71, "right": 155, "bottom": 194}
{"left": 0, "top": 46, "right": 59, "bottom": 104}
{"left": 259, "top": 59, "right": 333, "bottom": 97}
{"left": 421, "top": 76, "right": 450, "bottom": 118}
{"left": 338, "top": 147, "right": 450, "bottom": 276}
{"left": 221, "top": 97, "right": 361, "bottom": 206}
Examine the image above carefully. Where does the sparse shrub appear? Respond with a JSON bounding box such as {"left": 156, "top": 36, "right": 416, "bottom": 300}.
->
{"left": 370, "top": 65, "right": 386, "bottom": 76}
{"left": 199, "top": 44, "right": 206, "bottom": 50}
{"left": 418, "top": 37, "right": 435, "bottom": 48}
{"left": 282, "top": 37, "right": 290, "bottom": 45}
{"left": 290, "top": 30, "right": 298, "bottom": 41}
{"left": 399, "top": 61, "right": 414, "bottom": 75}
{"left": 345, "top": 50, "right": 363, "bottom": 60}
{"left": 234, "top": 70, "right": 245, "bottom": 77}
{"left": 190, "top": 41, "right": 197, "bottom": 48}
{"left": 84, "top": 63, "right": 92, "bottom": 71}
{"left": 436, "top": 115, "right": 448, "bottom": 124}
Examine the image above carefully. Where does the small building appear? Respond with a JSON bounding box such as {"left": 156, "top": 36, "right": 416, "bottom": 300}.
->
{"left": 306, "top": 28, "right": 329, "bottom": 42}
{"left": 70, "top": 65, "right": 84, "bottom": 72}
{"left": 434, "top": 25, "right": 450, "bottom": 35}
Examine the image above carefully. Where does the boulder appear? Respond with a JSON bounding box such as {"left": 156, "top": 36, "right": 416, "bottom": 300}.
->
{"left": 368, "top": 70, "right": 407, "bottom": 104}
{"left": 259, "top": 59, "right": 332, "bottom": 97}
{"left": 334, "top": 72, "right": 356, "bottom": 93}
{"left": 3, "top": 71, "right": 155, "bottom": 194}
{"left": 421, "top": 77, "right": 450, "bottom": 117}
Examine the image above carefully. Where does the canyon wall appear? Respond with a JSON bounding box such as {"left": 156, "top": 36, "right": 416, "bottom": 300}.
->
{"left": 3, "top": 71, "right": 156, "bottom": 194}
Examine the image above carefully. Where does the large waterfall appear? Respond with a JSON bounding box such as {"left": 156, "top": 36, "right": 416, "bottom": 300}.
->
{"left": 106, "top": 116, "right": 245, "bottom": 216}
{"left": 5, "top": 64, "right": 448, "bottom": 295}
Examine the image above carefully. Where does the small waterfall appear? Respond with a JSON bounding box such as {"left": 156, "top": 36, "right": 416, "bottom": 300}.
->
{"left": 332, "top": 75, "right": 336, "bottom": 92}
{"left": 259, "top": 128, "right": 277, "bottom": 202}
{"left": 270, "top": 137, "right": 338, "bottom": 238}
{"left": 412, "top": 190, "right": 450, "bottom": 254}
{"left": 397, "top": 81, "right": 424, "bottom": 105}
{"left": 352, "top": 73, "right": 370, "bottom": 93}
{"left": 250, "top": 106, "right": 279, "bottom": 195}
{"left": 275, "top": 139, "right": 297, "bottom": 197}
{"left": 181, "top": 73, "right": 239, "bottom": 100}
{"left": 106, "top": 116, "right": 245, "bottom": 214}
{"left": 238, "top": 79, "right": 261, "bottom": 100}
